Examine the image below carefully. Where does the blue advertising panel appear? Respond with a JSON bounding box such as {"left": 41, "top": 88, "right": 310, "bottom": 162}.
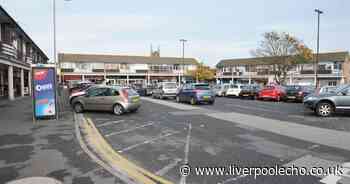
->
{"left": 33, "top": 67, "right": 56, "bottom": 118}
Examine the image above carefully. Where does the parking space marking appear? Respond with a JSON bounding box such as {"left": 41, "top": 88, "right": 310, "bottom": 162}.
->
{"left": 155, "top": 158, "right": 182, "bottom": 176}
{"left": 208, "top": 112, "right": 350, "bottom": 152}
{"left": 180, "top": 123, "right": 192, "bottom": 184}
{"left": 105, "top": 121, "right": 156, "bottom": 137}
{"left": 117, "top": 131, "right": 182, "bottom": 153}
{"left": 96, "top": 120, "right": 125, "bottom": 128}
{"left": 141, "top": 97, "right": 200, "bottom": 110}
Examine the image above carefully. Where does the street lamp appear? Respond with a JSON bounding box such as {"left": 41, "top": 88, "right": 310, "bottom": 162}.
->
{"left": 53, "top": 0, "right": 72, "bottom": 83}
{"left": 314, "top": 9, "right": 323, "bottom": 88}
{"left": 179, "top": 39, "right": 187, "bottom": 84}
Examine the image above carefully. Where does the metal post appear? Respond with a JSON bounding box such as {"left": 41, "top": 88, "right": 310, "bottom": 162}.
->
{"left": 180, "top": 39, "right": 187, "bottom": 84}
{"left": 314, "top": 9, "right": 323, "bottom": 88}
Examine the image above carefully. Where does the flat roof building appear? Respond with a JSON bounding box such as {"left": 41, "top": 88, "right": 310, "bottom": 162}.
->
{"left": 0, "top": 6, "right": 49, "bottom": 100}
{"left": 216, "top": 51, "right": 350, "bottom": 86}
{"left": 59, "top": 52, "right": 198, "bottom": 85}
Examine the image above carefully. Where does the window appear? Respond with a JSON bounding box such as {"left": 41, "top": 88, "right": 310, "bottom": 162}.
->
{"left": 328, "top": 81, "right": 337, "bottom": 86}
{"left": 105, "top": 88, "right": 119, "bottom": 96}
{"left": 88, "top": 88, "right": 108, "bottom": 97}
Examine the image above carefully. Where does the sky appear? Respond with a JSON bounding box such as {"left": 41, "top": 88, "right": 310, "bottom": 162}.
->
{"left": 0, "top": 0, "right": 349, "bottom": 67}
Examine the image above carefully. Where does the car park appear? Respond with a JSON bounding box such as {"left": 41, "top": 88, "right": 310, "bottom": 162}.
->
{"left": 283, "top": 85, "right": 315, "bottom": 102}
{"left": 176, "top": 83, "right": 215, "bottom": 105}
{"left": 225, "top": 84, "right": 245, "bottom": 97}
{"left": 304, "top": 85, "right": 350, "bottom": 117}
{"left": 257, "top": 85, "right": 286, "bottom": 101}
{"left": 239, "top": 85, "right": 261, "bottom": 99}
{"left": 71, "top": 85, "right": 140, "bottom": 115}
{"left": 152, "top": 82, "right": 178, "bottom": 99}
{"left": 213, "top": 84, "right": 230, "bottom": 97}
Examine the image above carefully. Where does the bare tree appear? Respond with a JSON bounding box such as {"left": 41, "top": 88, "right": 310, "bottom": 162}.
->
{"left": 252, "top": 31, "right": 313, "bottom": 85}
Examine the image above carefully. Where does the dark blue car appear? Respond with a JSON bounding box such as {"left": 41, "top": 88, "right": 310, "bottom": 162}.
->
{"left": 175, "top": 83, "right": 215, "bottom": 105}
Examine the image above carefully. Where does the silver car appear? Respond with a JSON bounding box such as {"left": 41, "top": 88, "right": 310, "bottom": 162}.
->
{"left": 71, "top": 86, "right": 140, "bottom": 115}
{"left": 152, "top": 82, "right": 178, "bottom": 99}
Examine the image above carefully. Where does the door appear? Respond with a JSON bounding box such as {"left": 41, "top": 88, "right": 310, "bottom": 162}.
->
{"left": 334, "top": 87, "right": 350, "bottom": 109}
{"left": 181, "top": 84, "right": 193, "bottom": 102}
{"left": 102, "top": 88, "right": 120, "bottom": 111}
{"left": 85, "top": 88, "right": 109, "bottom": 111}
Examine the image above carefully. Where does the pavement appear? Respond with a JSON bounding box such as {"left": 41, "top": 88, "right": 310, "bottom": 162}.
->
{"left": 0, "top": 91, "right": 124, "bottom": 184}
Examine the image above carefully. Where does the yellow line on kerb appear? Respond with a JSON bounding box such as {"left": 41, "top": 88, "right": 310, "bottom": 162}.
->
{"left": 85, "top": 117, "right": 173, "bottom": 184}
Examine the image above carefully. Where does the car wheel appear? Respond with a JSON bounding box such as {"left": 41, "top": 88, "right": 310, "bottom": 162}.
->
{"left": 73, "top": 102, "right": 84, "bottom": 113}
{"left": 152, "top": 93, "right": 156, "bottom": 98}
{"left": 160, "top": 93, "right": 164, "bottom": 99}
{"left": 316, "top": 102, "right": 334, "bottom": 117}
{"left": 209, "top": 101, "right": 215, "bottom": 105}
{"left": 190, "top": 97, "right": 196, "bottom": 105}
{"left": 176, "top": 96, "right": 181, "bottom": 103}
{"left": 113, "top": 104, "right": 125, "bottom": 116}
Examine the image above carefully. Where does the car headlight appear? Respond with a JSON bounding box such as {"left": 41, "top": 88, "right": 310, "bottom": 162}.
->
{"left": 304, "top": 96, "right": 318, "bottom": 101}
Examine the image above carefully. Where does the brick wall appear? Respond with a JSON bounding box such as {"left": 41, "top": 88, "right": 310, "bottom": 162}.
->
{"left": 343, "top": 55, "right": 350, "bottom": 83}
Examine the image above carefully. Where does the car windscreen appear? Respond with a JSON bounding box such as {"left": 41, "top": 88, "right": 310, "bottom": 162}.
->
{"left": 335, "top": 85, "right": 350, "bottom": 93}
{"left": 163, "top": 83, "right": 177, "bottom": 89}
{"left": 194, "top": 84, "right": 210, "bottom": 90}
{"left": 242, "top": 86, "right": 251, "bottom": 90}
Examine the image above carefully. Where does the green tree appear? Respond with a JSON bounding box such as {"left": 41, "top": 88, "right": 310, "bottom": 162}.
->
{"left": 253, "top": 31, "right": 313, "bottom": 85}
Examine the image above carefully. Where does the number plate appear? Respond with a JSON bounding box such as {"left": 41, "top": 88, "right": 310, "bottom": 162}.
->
{"left": 288, "top": 96, "right": 296, "bottom": 99}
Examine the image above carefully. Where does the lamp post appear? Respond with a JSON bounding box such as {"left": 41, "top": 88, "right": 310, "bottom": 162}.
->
{"left": 179, "top": 39, "right": 187, "bottom": 84}
{"left": 314, "top": 9, "right": 323, "bottom": 88}
{"left": 53, "top": 0, "right": 72, "bottom": 83}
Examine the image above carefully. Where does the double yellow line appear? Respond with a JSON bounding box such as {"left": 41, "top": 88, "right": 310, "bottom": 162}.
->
{"left": 83, "top": 117, "right": 173, "bottom": 184}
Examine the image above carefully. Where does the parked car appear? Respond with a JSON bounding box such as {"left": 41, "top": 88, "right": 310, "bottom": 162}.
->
{"left": 69, "top": 85, "right": 96, "bottom": 105}
{"left": 71, "top": 86, "right": 140, "bottom": 115}
{"left": 304, "top": 85, "right": 350, "bottom": 117}
{"left": 257, "top": 85, "right": 286, "bottom": 101}
{"left": 145, "top": 84, "right": 156, "bottom": 96}
{"left": 176, "top": 83, "right": 215, "bottom": 105}
{"left": 132, "top": 84, "right": 147, "bottom": 96}
{"left": 226, "top": 84, "right": 245, "bottom": 97}
{"left": 213, "top": 84, "right": 230, "bottom": 97}
{"left": 283, "top": 85, "right": 315, "bottom": 102}
{"left": 152, "top": 82, "right": 178, "bottom": 99}
{"left": 316, "top": 86, "right": 338, "bottom": 95}
{"left": 239, "top": 85, "right": 261, "bottom": 99}
{"left": 69, "top": 81, "right": 93, "bottom": 94}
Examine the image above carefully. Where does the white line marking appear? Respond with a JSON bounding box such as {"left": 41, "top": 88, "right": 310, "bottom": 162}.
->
{"left": 180, "top": 123, "right": 192, "bottom": 184}
{"left": 155, "top": 158, "right": 182, "bottom": 176}
{"left": 105, "top": 121, "right": 155, "bottom": 137}
{"left": 219, "top": 175, "right": 248, "bottom": 184}
{"left": 117, "top": 131, "right": 181, "bottom": 153}
{"left": 208, "top": 112, "right": 350, "bottom": 152}
{"left": 96, "top": 120, "right": 125, "bottom": 128}
{"left": 141, "top": 97, "right": 200, "bottom": 110}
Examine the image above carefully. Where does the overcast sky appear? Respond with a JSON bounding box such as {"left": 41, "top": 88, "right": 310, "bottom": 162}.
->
{"left": 0, "top": 0, "right": 349, "bottom": 66}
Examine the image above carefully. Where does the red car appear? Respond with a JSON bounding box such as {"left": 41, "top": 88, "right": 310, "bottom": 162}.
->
{"left": 257, "top": 85, "right": 286, "bottom": 101}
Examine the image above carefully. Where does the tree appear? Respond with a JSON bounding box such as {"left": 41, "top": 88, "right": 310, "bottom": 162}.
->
{"left": 253, "top": 31, "right": 313, "bottom": 85}
{"left": 188, "top": 62, "right": 215, "bottom": 82}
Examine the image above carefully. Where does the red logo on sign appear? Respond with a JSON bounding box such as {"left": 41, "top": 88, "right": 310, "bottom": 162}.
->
{"left": 34, "top": 70, "right": 48, "bottom": 81}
